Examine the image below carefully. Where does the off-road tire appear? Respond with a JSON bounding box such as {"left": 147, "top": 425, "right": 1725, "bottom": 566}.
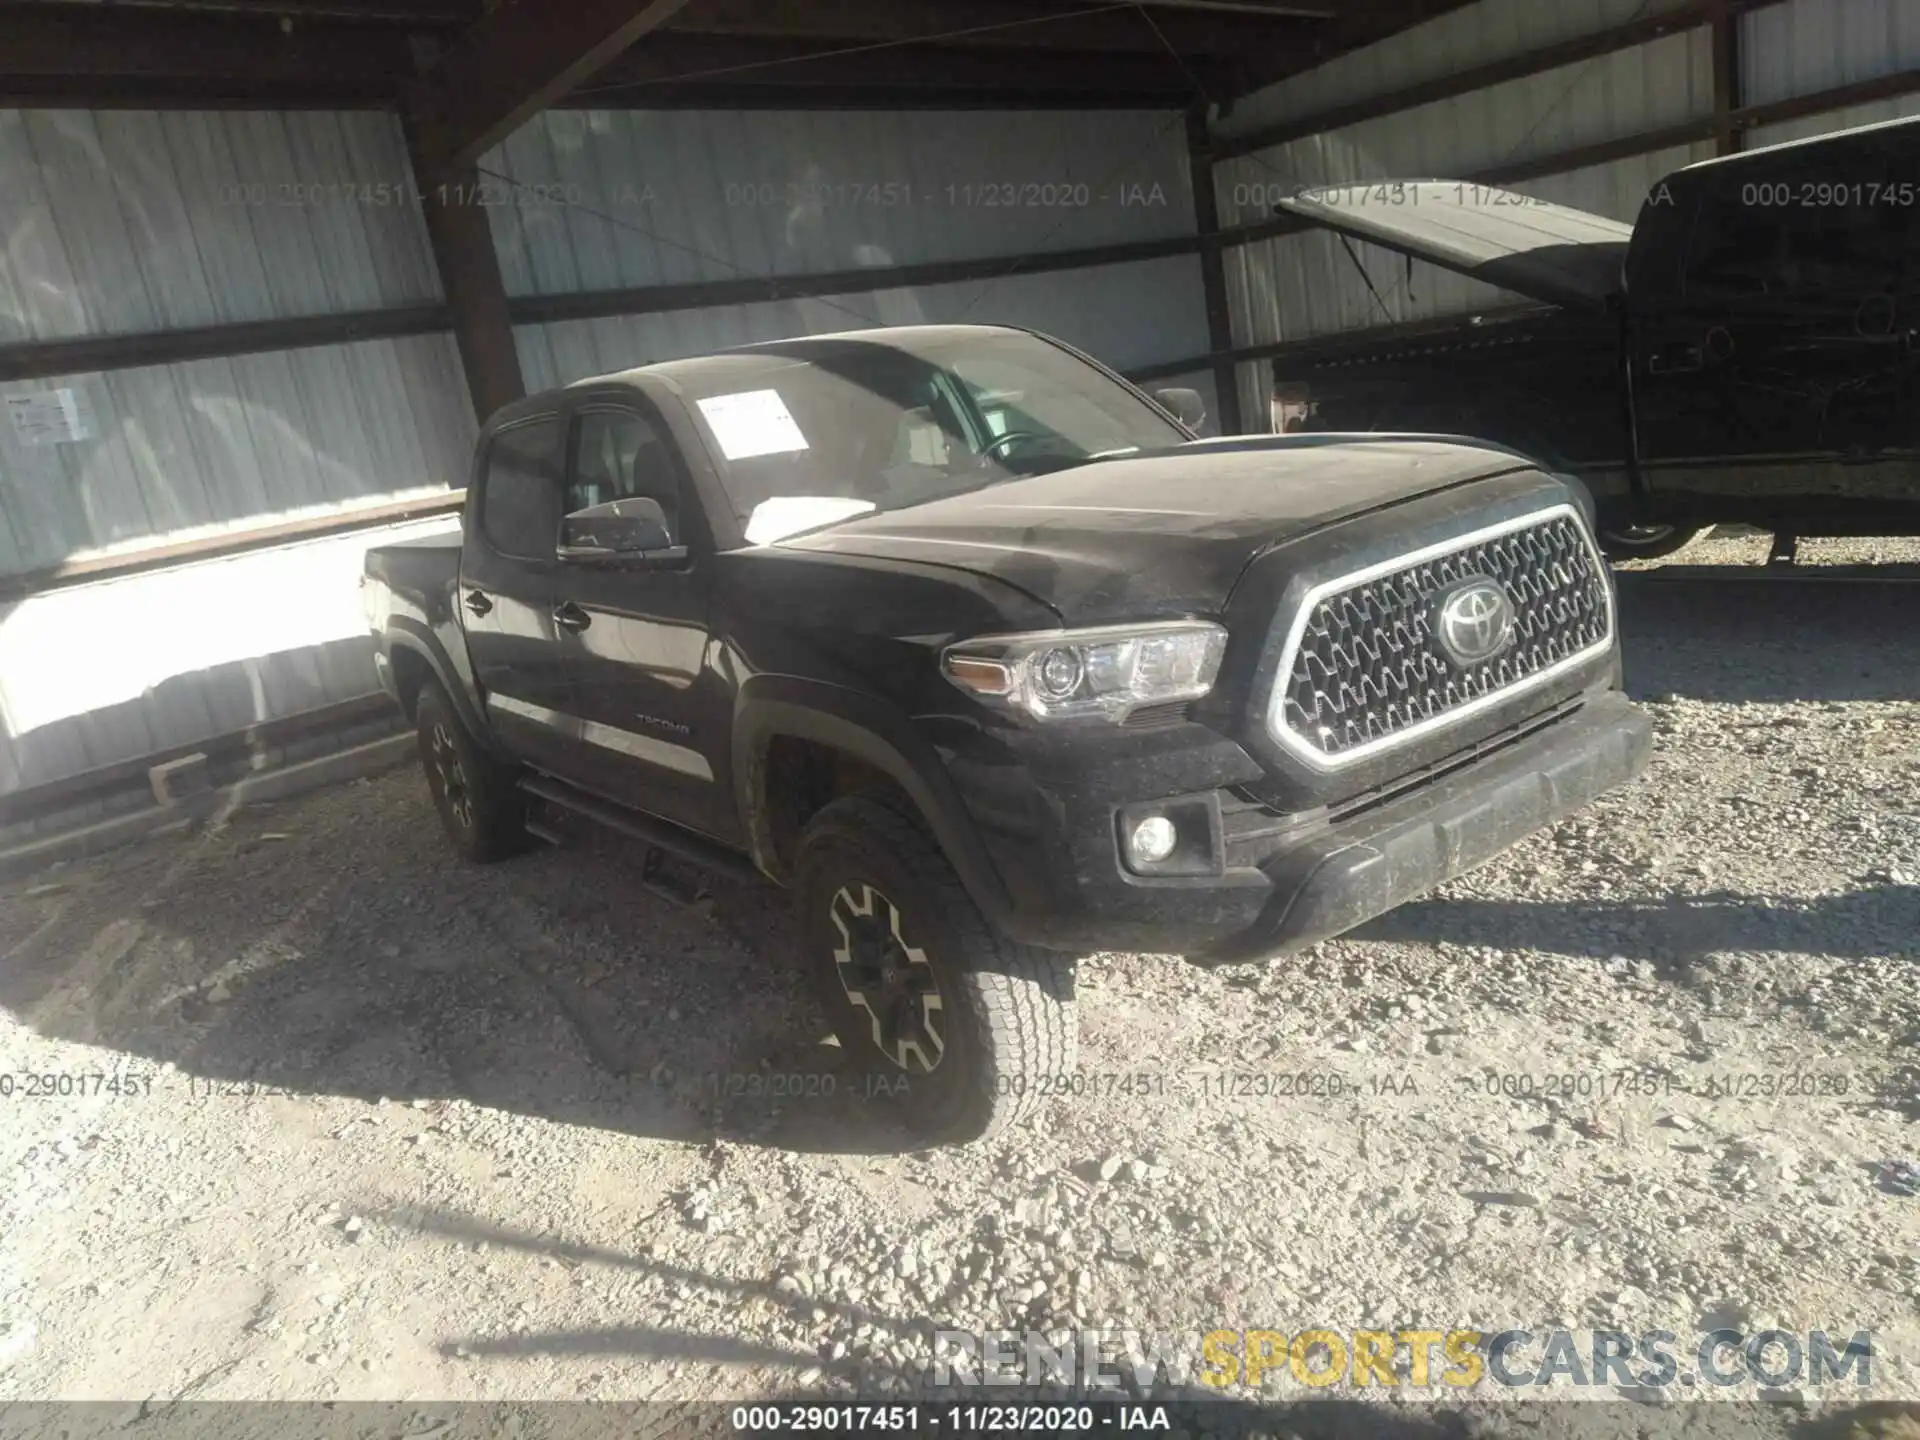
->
{"left": 1598, "top": 523, "right": 1713, "bottom": 561}
{"left": 792, "top": 792, "right": 1077, "bottom": 1146}
{"left": 415, "top": 684, "right": 530, "bottom": 863}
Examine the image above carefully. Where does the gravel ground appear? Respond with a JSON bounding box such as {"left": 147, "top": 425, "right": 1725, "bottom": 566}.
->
{"left": 0, "top": 535, "right": 1916, "bottom": 1437}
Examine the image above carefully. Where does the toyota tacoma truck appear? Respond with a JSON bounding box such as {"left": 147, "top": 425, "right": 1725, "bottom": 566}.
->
{"left": 362, "top": 322, "right": 1651, "bottom": 1144}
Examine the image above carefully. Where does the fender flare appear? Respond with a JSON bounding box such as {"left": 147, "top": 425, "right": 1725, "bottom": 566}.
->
{"left": 732, "top": 678, "right": 1013, "bottom": 926}
{"left": 385, "top": 620, "right": 493, "bottom": 749}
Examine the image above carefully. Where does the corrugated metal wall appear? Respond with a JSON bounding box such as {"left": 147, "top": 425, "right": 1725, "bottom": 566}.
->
{"left": 1740, "top": 0, "right": 1920, "bottom": 107}
{"left": 1217, "top": 26, "right": 1715, "bottom": 361}
{"left": 1211, "top": 0, "right": 1701, "bottom": 145}
{"left": 0, "top": 337, "right": 471, "bottom": 576}
{"left": 0, "top": 107, "right": 474, "bottom": 582}
{"left": 1213, "top": 0, "right": 1920, "bottom": 427}
{"left": 485, "top": 108, "right": 1205, "bottom": 389}
{"left": 0, "top": 109, "right": 440, "bottom": 340}
{"left": 0, "top": 107, "right": 477, "bottom": 797}
{"left": 485, "top": 109, "right": 1195, "bottom": 294}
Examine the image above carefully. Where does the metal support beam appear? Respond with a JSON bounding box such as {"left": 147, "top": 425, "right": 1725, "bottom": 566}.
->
{"left": 585, "top": 31, "right": 1221, "bottom": 99}
{"left": 0, "top": 306, "right": 451, "bottom": 383}
{"left": 1187, "top": 106, "right": 1245, "bottom": 434}
{"left": 1712, "top": 0, "right": 1745, "bottom": 156}
{"left": 80, "top": 0, "right": 479, "bottom": 21}
{"left": 405, "top": 115, "right": 524, "bottom": 425}
{"left": 664, "top": 0, "right": 1317, "bottom": 55}
{"left": 557, "top": 83, "right": 1197, "bottom": 110}
{"left": 0, "top": 1, "right": 415, "bottom": 101}
{"left": 406, "top": 0, "right": 698, "bottom": 175}
{"left": 509, "top": 234, "right": 1207, "bottom": 327}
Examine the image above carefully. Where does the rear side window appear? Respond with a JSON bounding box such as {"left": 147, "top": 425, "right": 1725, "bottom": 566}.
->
{"left": 1684, "top": 149, "right": 1915, "bottom": 302}
{"left": 479, "top": 416, "right": 563, "bottom": 560}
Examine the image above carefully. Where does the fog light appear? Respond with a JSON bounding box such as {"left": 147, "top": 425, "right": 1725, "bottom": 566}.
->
{"left": 1127, "top": 815, "right": 1178, "bottom": 867}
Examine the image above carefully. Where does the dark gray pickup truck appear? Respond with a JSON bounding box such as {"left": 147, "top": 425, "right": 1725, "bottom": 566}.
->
{"left": 362, "top": 322, "right": 1651, "bottom": 1143}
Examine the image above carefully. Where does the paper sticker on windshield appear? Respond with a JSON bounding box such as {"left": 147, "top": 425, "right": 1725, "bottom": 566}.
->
{"left": 696, "top": 389, "right": 809, "bottom": 461}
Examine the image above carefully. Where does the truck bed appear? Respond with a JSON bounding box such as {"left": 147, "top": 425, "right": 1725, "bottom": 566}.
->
{"left": 366, "top": 529, "right": 461, "bottom": 597}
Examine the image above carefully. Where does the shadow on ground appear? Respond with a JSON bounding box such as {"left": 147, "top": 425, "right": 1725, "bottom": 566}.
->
{"left": 385, "top": 1201, "right": 1835, "bottom": 1438}
{"left": 1358, "top": 885, "right": 1920, "bottom": 964}
{"left": 0, "top": 784, "right": 939, "bottom": 1157}
{"left": 1616, "top": 568, "right": 1920, "bottom": 705}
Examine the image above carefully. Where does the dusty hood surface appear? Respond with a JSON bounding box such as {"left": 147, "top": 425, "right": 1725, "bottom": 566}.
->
{"left": 1274, "top": 182, "right": 1632, "bottom": 309}
{"left": 777, "top": 438, "right": 1535, "bottom": 624}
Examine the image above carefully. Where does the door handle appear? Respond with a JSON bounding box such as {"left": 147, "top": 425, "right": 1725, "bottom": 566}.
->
{"left": 1648, "top": 342, "right": 1704, "bottom": 374}
{"left": 463, "top": 589, "right": 493, "bottom": 618}
{"left": 553, "top": 602, "right": 591, "bottom": 634}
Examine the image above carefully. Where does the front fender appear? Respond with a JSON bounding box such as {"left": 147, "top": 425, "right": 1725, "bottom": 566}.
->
{"left": 732, "top": 677, "right": 1013, "bottom": 928}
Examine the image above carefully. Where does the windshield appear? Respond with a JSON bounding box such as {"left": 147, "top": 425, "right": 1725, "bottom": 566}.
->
{"left": 671, "top": 332, "right": 1188, "bottom": 545}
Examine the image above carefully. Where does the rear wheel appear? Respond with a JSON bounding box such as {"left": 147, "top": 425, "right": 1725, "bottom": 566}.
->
{"left": 1598, "top": 523, "right": 1713, "bottom": 561}
{"left": 416, "top": 684, "right": 529, "bottom": 863}
{"left": 792, "top": 793, "right": 1076, "bottom": 1146}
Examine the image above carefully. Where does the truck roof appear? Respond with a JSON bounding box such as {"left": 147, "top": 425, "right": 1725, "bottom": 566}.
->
{"left": 1671, "top": 108, "right": 1920, "bottom": 173}
{"left": 575, "top": 323, "right": 1034, "bottom": 393}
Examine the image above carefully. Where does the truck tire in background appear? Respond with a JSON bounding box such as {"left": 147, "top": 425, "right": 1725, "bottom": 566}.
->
{"left": 792, "top": 792, "right": 1077, "bottom": 1146}
{"left": 1597, "top": 523, "right": 1714, "bottom": 561}
{"left": 415, "top": 684, "right": 531, "bottom": 863}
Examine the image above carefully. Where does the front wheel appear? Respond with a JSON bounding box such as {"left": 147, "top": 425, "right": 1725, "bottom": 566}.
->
{"left": 1598, "top": 523, "right": 1713, "bottom": 561}
{"left": 792, "top": 793, "right": 1077, "bottom": 1146}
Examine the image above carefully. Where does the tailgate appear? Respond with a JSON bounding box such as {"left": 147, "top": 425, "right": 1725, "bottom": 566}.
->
{"left": 1274, "top": 182, "right": 1632, "bottom": 310}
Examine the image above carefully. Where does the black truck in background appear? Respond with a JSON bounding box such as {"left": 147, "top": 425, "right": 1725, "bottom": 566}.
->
{"left": 1270, "top": 112, "right": 1920, "bottom": 559}
{"left": 363, "top": 323, "right": 1650, "bottom": 1144}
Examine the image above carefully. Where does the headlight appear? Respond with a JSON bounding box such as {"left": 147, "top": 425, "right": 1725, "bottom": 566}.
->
{"left": 941, "top": 620, "right": 1227, "bottom": 724}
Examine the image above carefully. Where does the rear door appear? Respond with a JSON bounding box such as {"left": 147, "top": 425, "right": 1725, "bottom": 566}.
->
{"left": 458, "top": 412, "right": 586, "bottom": 777}
{"left": 550, "top": 397, "right": 738, "bottom": 843}
{"left": 1631, "top": 137, "right": 1920, "bottom": 517}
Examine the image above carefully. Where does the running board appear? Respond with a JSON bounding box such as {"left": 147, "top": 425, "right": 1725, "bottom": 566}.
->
{"left": 523, "top": 814, "right": 566, "bottom": 847}
{"left": 515, "top": 774, "right": 762, "bottom": 884}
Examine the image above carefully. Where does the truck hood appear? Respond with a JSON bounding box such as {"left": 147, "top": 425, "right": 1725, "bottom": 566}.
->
{"left": 1274, "top": 182, "right": 1631, "bottom": 310}
{"left": 775, "top": 436, "right": 1536, "bottom": 624}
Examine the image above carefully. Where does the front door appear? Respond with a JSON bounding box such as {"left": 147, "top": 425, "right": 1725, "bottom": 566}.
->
{"left": 551, "top": 402, "right": 737, "bottom": 844}
{"left": 457, "top": 412, "right": 585, "bottom": 779}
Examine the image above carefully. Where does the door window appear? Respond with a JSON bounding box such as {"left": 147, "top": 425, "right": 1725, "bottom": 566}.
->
{"left": 565, "top": 410, "right": 684, "bottom": 543}
{"left": 1685, "top": 159, "right": 1913, "bottom": 304}
{"left": 478, "top": 416, "right": 563, "bottom": 560}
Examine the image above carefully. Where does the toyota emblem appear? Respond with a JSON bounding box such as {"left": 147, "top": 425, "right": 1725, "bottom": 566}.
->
{"left": 1434, "top": 577, "right": 1516, "bottom": 667}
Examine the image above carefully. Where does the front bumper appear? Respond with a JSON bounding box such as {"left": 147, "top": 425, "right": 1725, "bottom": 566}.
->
{"left": 985, "top": 691, "right": 1652, "bottom": 960}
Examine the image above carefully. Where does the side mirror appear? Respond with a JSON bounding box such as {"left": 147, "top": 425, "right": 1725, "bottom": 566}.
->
{"left": 1154, "top": 387, "right": 1207, "bottom": 431}
{"left": 558, "top": 497, "right": 675, "bottom": 562}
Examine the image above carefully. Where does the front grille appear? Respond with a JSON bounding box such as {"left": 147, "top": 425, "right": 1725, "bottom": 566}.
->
{"left": 1227, "top": 696, "right": 1586, "bottom": 867}
{"left": 1275, "top": 511, "right": 1610, "bottom": 762}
